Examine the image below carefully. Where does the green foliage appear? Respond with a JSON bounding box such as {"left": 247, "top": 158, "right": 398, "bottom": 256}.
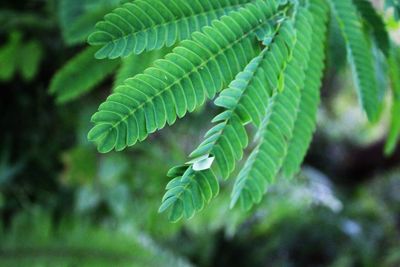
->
{"left": 88, "top": 0, "right": 279, "bottom": 153}
{"left": 0, "top": 32, "right": 20, "bottom": 81}
{"left": 385, "top": 45, "right": 400, "bottom": 155}
{"left": 0, "top": 32, "right": 43, "bottom": 82}
{"left": 354, "top": 0, "right": 390, "bottom": 56}
{"left": 49, "top": 47, "right": 120, "bottom": 104}
{"left": 58, "top": 0, "right": 124, "bottom": 45}
{"left": 5, "top": 1, "right": 400, "bottom": 265}
{"left": 186, "top": 20, "right": 295, "bottom": 179}
{"left": 354, "top": 0, "right": 390, "bottom": 102}
{"left": 159, "top": 166, "right": 219, "bottom": 222}
{"left": 159, "top": 19, "right": 296, "bottom": 219}
{"left": 82, "top": 0, "right": 399, "bottom": 221}
{"left": 114, "top": 48, "right": 171, "bottom": 89}
{"left": 231, "top": 6, "right": 314, "bottom": 210}
{"left": 19, "top": 41, "right": 43, "bottom": 81}
{"left": 88, "top": 0, "right": 259, "bottom": 58}
{"left": 0, "top": 210, "right": 193, "bottom": 267}
{"left": 281, "top": 0, "right": 329, "bottom": 179}
{"left": 329, "top": 0, "right": 380, "bottom": 121}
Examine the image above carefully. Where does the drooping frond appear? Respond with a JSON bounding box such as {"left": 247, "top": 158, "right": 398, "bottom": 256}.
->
{"left": 158, "top": 166, "right": 219, "bottom": 222}
{"left": 385, "top": 45, "right": 400, "bottom": 155}
{"left": 355, "top": 0, "right": 391, "bottom": 102}
{"left": 280, "top": 0, "right": 329, "bottom": 178}
{"left": 88, "top": 0, "right": 283, "bottom": 153}
{"left": 159, "top": 20, "right": 296, "bottom": 220}
{"left": 187, "top": 21, "right": 295, "bottom": 178}
{"left": 77, "top": 0, "right": 398, "bottom": 222}
{"left": 329, "top": 0, "right": 380, "bottom": 121}
{"left": 49, "top": 47, "right": 120, "bottom": 104}
{"left": 231, "top": 7, "right": 313, "bottom": 211}
{"left": 354, "top": 0, "right": 390, "bottom": 56}
{"left": 88, "top": 0, "right": 259, "bottom": 58}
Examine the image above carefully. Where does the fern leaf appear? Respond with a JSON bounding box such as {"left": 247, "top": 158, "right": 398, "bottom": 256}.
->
{"left": 88, "top": 0, "right": 260, "bottom": 59}
{"left": 329, "top": 0, "right": 380, "bottom": 121}
{"left": 231, "top": 7, "right": 313, "bottom": 210}
{"left": 49, "top": 47, "right": 120, "bottom": 104}
{"left": 354, "top": 0, "right": 390, "bottom": 56}
{"left": 158, "top": 16, "right": 298, "bottom": 222}
{"left": 158, "top": 20, "right": 297, "bottom": 221}
{"left": 88, "top": 0, "right": 282, "bottom": 153}
{"left": 158, "top": 166, "right": 219, "bottom": 222}
{"left": 280, "top": 0, "right": 329, "bottom": 178}
{"left": 186, "top": 20, "right": 296, "bottom": 181}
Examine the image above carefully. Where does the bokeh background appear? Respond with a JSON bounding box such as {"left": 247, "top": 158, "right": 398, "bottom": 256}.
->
{"left": 1, "top": 0, "right": 400, "bottom": 266}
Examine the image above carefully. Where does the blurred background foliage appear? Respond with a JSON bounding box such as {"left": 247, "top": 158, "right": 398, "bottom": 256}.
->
{"left": 0, "top": 0, "right": 400, "bottom": 266}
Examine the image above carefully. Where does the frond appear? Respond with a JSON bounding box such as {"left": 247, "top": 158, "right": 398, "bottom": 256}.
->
{"left": 159, "top": 20, "right": 296, "bottom": 220}
{"left": 231, "top": 7, "right": 313, "bottom": 211}
{"left": 354, "top": 0, "right": 390, "bottom": 56}
{"left": 329, "top": 0, "right": 380, "bottom": 121}
{"left": 192, "top": 22, "right": 296, "bottom": 178}
{"left": 88, "top": 0, "right": 260, "bottom": 58}
{"left": 78, "top": 0, "right": 397, "bottom": 222}
{"left": 158, "top": 166, "right": 219, "bottom": 222}
{"left": 88, "top": 0, "right": 282, "bottom": 153}
{"left": 188, "top": 20, "right": 295, "bottom": 178}
{"left": 49, "top": 47, "right": 120, "bottom": 104}
{"left": 280, "top": 0, "right": 329, "bottom": 178}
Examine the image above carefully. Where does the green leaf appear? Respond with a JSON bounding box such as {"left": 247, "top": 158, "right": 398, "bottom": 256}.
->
{"left": 329, "top": 0, "right": 380, "bottom": 121}
{"left": 19, "top": 41, "right": 43, "bottom": 81}
{"left": 385, "top": 100, "right": 400, "bottom": 155}
{"left": 113, "top": 48, "right": 171, "bottom": 89}
{"left": 385, "top": 45, "right": 400, "bottom": 155}
{"left": 354, "top": 0, "right": 390, "bottom": 56}
{"left": 281, "top": 0, "right": 329, "bottom": 178}
{"left": 159, "top": 167, "right": 219, "bottom": 222}
{"left": 88, "top": 0, "right": 261, "bottom": 58}
{"left": 49, "top": 47, "right": 120, "bottom": 104}
{"left": 88, "top": 0, "right": 281, "bottom": 153}
{"left": 0, "top": 32, "right": 21, "bottom": 81}
{"left": 231, "top": 7, "right": 314, "bottom": 210}
{"left": 177, "top": 19, "right": 296, "bottom": 182}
